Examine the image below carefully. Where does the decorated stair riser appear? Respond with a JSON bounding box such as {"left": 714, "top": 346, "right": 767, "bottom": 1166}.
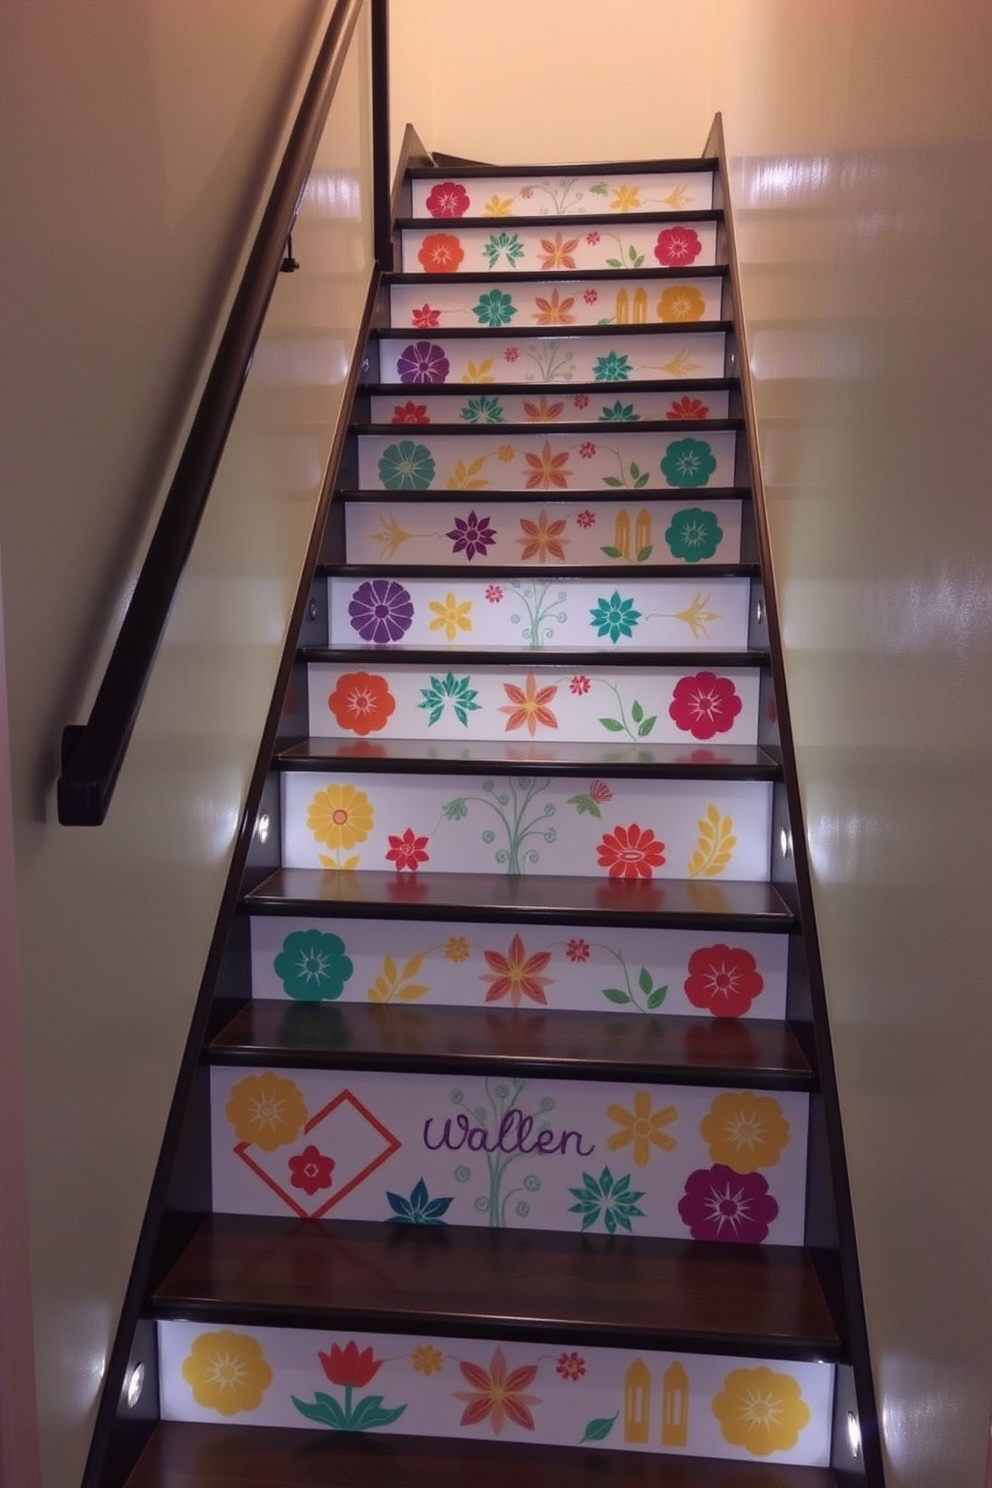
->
{"left": 400, "top": 222, "right": 718, "bottom": 277}
{"left": 376, "top": 331, "right": 727, "bottom": 386}
{"left": 389, "top": 277, "right": 724, "bottom": 331}
{"left": 326, "top": 575, "right": 753, "bottom": 651}
{"left": 410, "top": 171, "right": 716, "bottom": 219}
{"left": 210, "top": 1064, "right": 808, "bottom": 1242}
{"left": 250, "top": 915, "right": 789, "bottom": 1018}
{"left": 159, "top": 1320, "right": 833, "bottom": 1467}
{"left": 281, "top": 773, "right": 771, "bottom": 879}
{"left": 369, "top": 385, "right": 733, "bottom": 425}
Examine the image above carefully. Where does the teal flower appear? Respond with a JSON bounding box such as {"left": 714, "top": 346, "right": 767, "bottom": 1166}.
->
{"left": 418, "top": 671, "right": 481, "bottom": 727}
{"left": 377, "top": 439, "right": 436, "bottom": 490}
{"left": 660, "top": 437, "right": 717, "bottom": 488}
{"left": 386, "top": 1178, "right": 453, "bottom": 1225}
{"left": 568, "top": 1166, "right": 645, "bottom": 1234}
{"left": 664, "top": 507, "right": 723, "bottom": 562}
{"left": 598, "top": 399, "right": 640, "bottom": 422}
{"left": 592, "top": 351, "right": 633, "bottom": 382}
{"left": 472, "top": 290, "right": 517, "bottom": 327}
{"left": 273, "top": 930, "right": 353, "bottom": 1002}
{"left": 460, "top": 396, "right": 505, "bottom": 425}
{"left": 590, "top": 591, "right": 642, "bottom": 643}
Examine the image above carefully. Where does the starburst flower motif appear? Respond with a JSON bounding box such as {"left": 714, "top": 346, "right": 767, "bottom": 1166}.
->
{"left": 225, "top": 1073, "right": 307, "bottom": 1151}
{"left": 446, "top": 510, "right": 497, "bottom": 560}
{"left": 568, "top": 1165, "right": 646, "bottom": 1233}
{"left": 700, "top": 1092, "right": 790, "bottom": 1173}
{"left": 182, "top": 1331, "right": 273, "bottom": 1416}
{"left": 658, "top": 286, "right": 706, "bottom": 322}
{"left": 712, "top": 1367, "right": 812, "bottom": 1456}
{"left": 429, "top": 591, "right": 473, "bottom": 641}
{"left": 522, "top": 442, "right": 572, "bottom": 492}
{"left": 454, "top": 1345, "right": 542, "bottom": 1436}
{"left": 523, "top": 395, "right": 565, "bottom": 422}
{"left": 499, "top": 674, "right": 559, "bottom": 736}
{"left": 539, "top": 232, "right": 579, "bottom": 269}
{"left": 533, "top": 288, "right": 576, "bottom": 325}
{"left": 417, "top": 231, "right": 465, "bottom": 272}
{"left": 678, "top": 1164, "right": 778, "bottom": 1242}
{"left": 273, "top": 929, "right": 353, "bottom": 1002}
{"left": 589, "top": 591, "right": 641, "bottom": 643}
{"left": 481, "top": 933, "right": 553, "bottom": 1006}
{"left": 425, "top": 181, "right": 470, "bottom": 218}
{"left": 654, "top": 225, "right": 702, "bottom": 266}
{"left": 517, "top": 510, "right": 569, "bottom": 561}
{"left": 606, "top": 1090, "right": 678, "bottom": 1166}
{"left": 327, "top": 671, "right": 396, "bottom": 735}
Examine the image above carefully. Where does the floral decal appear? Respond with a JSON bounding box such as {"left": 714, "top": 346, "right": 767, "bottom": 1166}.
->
{"left": 293, "top": 1340, "right": 407, "bottom": 1432}
{"left": 523, "top": 443, "right": 572, "bottom": 492}
{"left": 386, "top": 1177, "right": 453, "bottom": 1224}
{"left": 391, "top": 399, "right": 429, "bottom": 423}
{"left": 568, "top": 1166, "right": 646, "bottom": 1233}
{"left": 668, "top": 395, "right": 709, "bottom": 420}
{"left": 411, "top": 304, "right": 441, "bottom": 329}
{"left": 606, "top": 1091, "right": 677, "bottom": 1166}
{"left": 417, "top": 232, "right": 465, "bottom": 272}
{"left": 460, "top": 395, "right": 504, "bottom": 424}
{"left": 599, "top": 399, "right": 640, "bottom": 422}
{"left": 483, "top": 231, "right": 525, "bottom": 269}
{"left": 481, "top": 933, "right": 553, "bottom": 1006}
{"left": 378, "top": 440, "right": 435, "bottom": 491}
{"left": 556, "top": 1351, "right": 587, "bottom": 1380}
{"left": 447, "top": 510, "right": 496, "bottom": 560}
{"left": 593, "top": 351, "right": 633, "bottom": 382}
{"left": 418, "top": 671, "right": 480, "bottom": 727}
{"left": 533, "top": 289, "right": 575, "bottom": 325}
{"left": 518, "top": 510, "right": 569, "bottom": 559}
{"left": 289, "top": 1145, "right": 335, "bottom": 1195}
{"left": 182, "top": 1330, "right": 272, "bottom": 1416}
{"left": 654, "top": 226, "right": 702, "bottom": 266}
{"left": 658, "top": 286, "right": 706, "bottom": 322}
{"left": 665, "top": 507, "right": 723, "bottom": 560}
{"left": 348, "top": 579, "right": 414, "bottom": 644}
{"left": 425, "top": 181, "right": 470, "bottom": 218}
{"left": 454, "top": 1346, "right": 541, "bottom": 1436}
{"left": 500, "top": 675, "right": 559, "bottom": 735}
{"left": 523, "top": 395, "right": 565, "bottom": 422}
{"left": 308, "top": 783, "right": 374, "bottom": 853}
{"left": 688, "top": 804, "right": 736, "bottom": 877}
{"left": 669, "top": 672, "right": 742, "bottom": 738}
{"left": 396, "top": 341, "right": 450, "bottom": 385}
{"left": 712, "top": 1367, "right": 811, "bottom": 1456}
{"left": 484, "top": 194, "right": 514, "bottom": 216}
{"left": 540, "top": 232, "right": 579, "bottom": 269}
{"left": 386, "top": 828, "right": 430, "bottom": 872}
{"left": 274, "top": 929, "right": 353, "bottom": 1002}
{"left": 445, "top": 936, "right": 470, "bottom": 962}
{"left": 225, "top": 1072, "right": 307, "bottom": 1151}
{"left": 678, "top": 1164, "right": 779, "bottom": 1242}
{"left": 412, "top": 1345, "right": 445, "bottom": 1375}
{"left": 327, "top": 671, "right": 396, "bottom": 735}
{"left": 660, "top": 440, "right": 718, "bottom": 489}
{"left": 684, "top": 944, "right": 764, "bottom": 1017}
{"left": 472, "top": 290, "right": 517, "bottom": 327}
{"left": 597, "top": 823, "right": 665, "bottom": 879}
{"left": 429, "top": 591, "right": 473, "bottom": 641}
{"left": 700, "top": 1093, "right": 790, "bottom": 1173}
{"left": 589, "top": 591, "right": 641, "bottom": 643}
{"left": 366, "top": 952, "right": 429, "bottom": 1003}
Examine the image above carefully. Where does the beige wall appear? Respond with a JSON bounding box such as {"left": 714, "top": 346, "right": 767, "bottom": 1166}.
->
{"left": 0, "top": 3, "right": 372, "bottom": 1485}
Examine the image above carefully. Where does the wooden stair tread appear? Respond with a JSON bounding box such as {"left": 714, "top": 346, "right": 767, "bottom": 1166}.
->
{"left": 358, "top": 376, "right": 739, "bottom": 396}
{"left": 245, "top": 870, "right": 795, "bottom": 930}
{"left": 321, "top": 562, "right": 759, "bottom": 581}
{"left": 211, "top": 1004, "right": 813, "bottom": 1088}
{"left": 386, "top": 264, "right": 728, "bottom": 285}
{"left": 300, "top": 645, "right": 770, "bottom": 668}
{"left": 153, "top": 1217, "right": 840, "bottom": 1357}
{"left": 396, "top": 210, "right": 723, "bottom": 230}
{"left": 409, "top": 156, "right": 717, "bottom": 177}
{"left": 125, "top": 1421, "right": 839, "bottom": 1488}
{"left": 351, "top": 418, "right": 744, "bottom": 434}
{"left": 277, "top": 738, "right": 780, "bottom": 780}
{"left": 372, "top": 321, "right": 733, "bottom": 341}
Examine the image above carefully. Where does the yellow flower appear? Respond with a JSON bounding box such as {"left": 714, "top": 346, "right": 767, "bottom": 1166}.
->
{"left": 483, "top": 195, "right": 514, "bottom": 216}
{"left": 429, "top": 592, "right": 473, "bottom": 641}
{"left": 712, "top": 1367, "right": 811, "bottom": 1456}
{"left": 370, "top": 513, "right": 412, "bottom": 558}
{"left": 497, "top": 443, "right": 515, "bottom": 462}
{"left": 610, "top": 185, "right": 642, "bottom": 212}
{"left": 700, "top": 1093, "right": 790, "bottom": 1173}
{"left": 658, "top": 286, "right": 706, "bottom": 323}
{"left": 462, "top": 358, "right": 495, "bottom": 383}
{"left": 225, "top": 1072, "right": 307, "bottom": 1150}
{"left": 412, "top": 1344, "right": 445, "bottom": 1375}
{"left": 444, "top": 936, "right": 471, "bottom": 962}
{"left": 606, "top": 1091, "right": 677, "bottom": 1167}
{"left": 182, "top": 1330, "right": 273, "bottom": 1416}
{"left": 307, "top": 783, "right": 374, "bottom": 849}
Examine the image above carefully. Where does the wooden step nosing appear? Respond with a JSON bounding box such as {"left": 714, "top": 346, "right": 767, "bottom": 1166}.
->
{"left": 385, "top": 266, "right": 728, "bottom": 287}
{"left": 407, "top": 159, "right": 718, "bottom": 180}
{"left": 396, "top": 210, "right": 724, "bottom": 229}
{"left": 351, "top": 418, "right": 745, "bottom": 436}
{"left": 372, "top": 321, "right": 733, "bottom": 343}
{"left": 299, "top": 646, "right": 771, "bottom": 668}
{"left": 321, "top": 563, "right": 760, "bottom": 581}
{"left": 360, "top": 377, "right": 739, "bottom": 396}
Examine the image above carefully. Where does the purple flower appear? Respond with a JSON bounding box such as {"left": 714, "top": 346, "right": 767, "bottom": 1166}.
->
{"left": 677, "top": 1163, "right": 779, "bottom": 1243}
{"left": 446, "top": 510, "right": 496, "bottom": 561}
{"left": 348, "top": 579, "right": 415, "bottom": 645}
{"left": 396, "top": 341, "right": 450, "bottom": 385}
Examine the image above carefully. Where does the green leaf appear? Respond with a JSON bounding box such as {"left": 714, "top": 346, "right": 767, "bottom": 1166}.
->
{"left": 638, "top": 966, "right": 653, "bottom": 994}
{"left": 637, "top": 715, "right": 657, "bottom": 736}
{"left": 603, "top": 988, "right": 632, "bottom": 1005}
{"left": 600, "top": 545, "right": 623, "bottom": 558}
{"left": 567, "top": 793, "right": 601, "bottom": 817}
{"left": 631, "top": 699, "right": 644, "bottom": 723}
{"left": 605, "top": 257, "right": 623, "bottom": 268}
{"left": 596, "top": 317, "right": 613, "bottom": 325}
{"left": 630, "top": 462, "right": 641, "bottom": 479}
{"left": 647, "top": 983, "right": 669, "bottom": 1009}
{"left": 634, "top": 471, "right": 650, "bottom": 489}
{"left": 599, "top": 717, "right": 625, "bottom": 732}
{"left": 636, "top": 544, "right": 653, "bottom": 561}
{"left": 628, "top": 245, "right": 638, "bottom": 262}
{"left": 631, "top": 253, "right": 644, "bottom": 267}
{"left": 582, "top": 1412, "right": 619, "bottom": 1443}
{"left": 349, "top": 1395, "right": 408, "bottom": 1432}
{"left": 427, "top": 704, "right": 443, "bottom": 726}
{"left": 602, "top": 476, "right": 623, "bottom": 488}
{"left": 291, "top": 1393, "right": 348, "bottom": 1430}
{"left": 591, "top": 182, "right": 609, "bottom": 195}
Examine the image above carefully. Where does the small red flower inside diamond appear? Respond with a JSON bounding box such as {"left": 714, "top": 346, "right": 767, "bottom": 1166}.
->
{"left": 485, "top": 584, "right": 505, "bottom": 604}
{"left": 576, "top": 509, "right": 596, "bottom": 528}
{"left": 386, "top": 828, "right": 430, "bottom": 872}
{"left": 579, "top": 441, "right": 596, "bottom": 459}
{"left": 566, "top": 938, "right": 591, "bottom": 963}
{"left": 288, "top": 1144, "right": 335, "bottom": 1196}
{"left": 569, "top": 674, "right": 591, "bottom": 694}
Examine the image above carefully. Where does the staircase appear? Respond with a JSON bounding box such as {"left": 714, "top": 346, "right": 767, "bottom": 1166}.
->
{"left": 113, "top": 149, "right": 879, "bottom": 1487}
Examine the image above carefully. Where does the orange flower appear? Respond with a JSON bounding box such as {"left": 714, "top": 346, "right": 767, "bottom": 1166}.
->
{"left": 522, "top": 396, "right": 565, "bottom": 422}
{"left": 658, "top": 285, "right": 706, "bottom": 322}
{"left": 517, "top": 509, "right": 569, "bottom": 561}
{"left": 522, "top": 441, "right": 571, "bottom": 493}
{"left": 596, "top": 823, "right": 666, "bottom": 879}
{"left": 667, "top": 395, "right": 709, "bottom": 420}
{"left": 454, "top": 1345, "right": 542, "bottom": 1434}
{"left": 533, "top": 288, "right": 575, "bottom": 325}
{"left": 539, "top": 232, "right": 579, "bottom": 269}
{"left": 417, "top": 232, "right": 465, "bottom": 273}
{"left": 499, "top": 674, "right": 559, "bottom": 736}
{"left": 481, "top": 934, "right": 552, "bottom": 1007}
{"left": 326, "top": 672, "right": 396, "bottom": 736}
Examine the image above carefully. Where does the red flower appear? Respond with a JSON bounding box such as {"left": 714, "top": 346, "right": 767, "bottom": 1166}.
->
{"left": 654, "top": 226, "right": 702, "bottom": 266}
{"left": 575, "top": 509, "right": 596, "bottom": 528}
{"left": 503, "top": 347, "right": 519, "bottom": 362}
{"left": 586, "top": 231, "right": 601, "bottom": 245}
{"left": 569, "top": 674, "right": 590, "bottom": 694}
{"left": 556, "top": 1351, "right": 586, "bottom": 1380}
{"left": 425, "top": 181, "right": 470, "bottom": 218}
{"left": 412, "top": 304, "right": 441, "bottom": 328}
{"left": 667, "top": 396, "right": 709, "bottom": 421}
{"left": 454, "top": 1346, "right": 542, "bottom": 1435}
{"left": 386, "top": 828, "right": 430, "bottom": 872}
{"left": 579, "top": 441, "right": 596, "bottom": 459}
{"left": 678, "top": 1164, "right": 778, "bottom": 1243}
{"left": 485, "top": 585, "right": 504, "bottom": 603}
{"left": 669, "top": 672, "right": 743, "bottom": 740}
{"left": 481, "top": 934, "right": 552, "bottom": 1006}
{"left": 319, "top": 1340, "right": 383, "bottom": 1388}
{"left": 684, "top": 944, "right": 764, "bottom": 1017}
{"left": 582, "top": 289, "right": 598, "bottom": 305}
{"left": 588, "top": 779, "right": 612, "bottom": 803}
{"left": 392, "top": 400, "right": 430, "bottom": 424}
{"left": 327, "top": 671, "right": 396, "bottom": 736}
{"left": 417, "top": 232, "right": 465, "bottom": 273}
{"left": 596, "top": 824, "right": 666, "bottom": 879}
{"left": 566, "top": 938, "right": 590, "bottom": 962}
{"left": 288, "top": 1145, "right": 335, "bottom": 1196}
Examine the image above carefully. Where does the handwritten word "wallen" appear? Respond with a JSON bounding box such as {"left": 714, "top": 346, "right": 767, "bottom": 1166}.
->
{"left": 423, "top": 1109, "right": 595, "bottom": 1157}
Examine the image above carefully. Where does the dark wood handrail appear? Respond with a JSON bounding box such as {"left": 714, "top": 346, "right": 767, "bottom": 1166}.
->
{"left": 57, "top": 0, "right": 379, "bottom": 825}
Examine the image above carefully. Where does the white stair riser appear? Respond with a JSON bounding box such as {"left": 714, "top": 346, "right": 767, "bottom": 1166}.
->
{"left": 250, "top": 915, "right": 788, "bottom": 1019}
{"left": 390, "top": 278, "right": 723, "bottom": 331}
{"left": 326, "top": 575, "right": 753, "bottom": 651}
{"left": 281, "top": 773, "right": 771, "bottom": 880}
{"left": 210, "top": 1065, "right": 808, "bottom": 1244}
{"left": 307, "top": 661, "right": 759, "bottom": 745}
{"left": 410, "top": 171, "right": 715, "bottom": 219}
{"left": 377, "top": 332, "right": 726, "bottom": 387}
{"left": 401, "top": 220, "right": 718, "bottom": 274}
{"left": 370, "top": 387, "right": 731, "bottom": 425}
{"left": 159, "top": 1318, "right": 832, "bottom": 1467}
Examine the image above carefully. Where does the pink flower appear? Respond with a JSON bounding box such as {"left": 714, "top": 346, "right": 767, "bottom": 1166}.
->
{"left": 503, "top": 347, "right": 519, "bottom": 362}
{"left": 588, "top": 779, "right": 612, "bottom": 803}
{"left": 386, "top": 828, "right": 430, "bottom": 872}
{"left": 569, "top": 674, "right": 590, "bottom": 694}
{"left": 485, "top": 585, "right": 505, "bottom": 603}
{"left": 586, "top": 231, "right": 601, "bottom": 245}
{"left": 288, "top": 1145, "right": 335, "bottom": 1196}
{"left": 684, "top": 944, "right": 764, "bottom": 1017}
{"left": 573, "top": 394, "right": 591, "bottom": 409}
{"left": 575, "top": 509, "right": 596, "bottom": 528}
{"left": 412, "top": 304, "right": 441, "bottom": 328}
{"left": 566, "top": 938, "right": 590, "bottom": 963}
{"left": 678, "top": 1164, "right": 779, "bottom": 1242}
{"left": 556, "top": 1351, "right": 586, "bottom": 1380}
{"left": 425, "top": 181, "right": 470, "bottom": 218}
{"left": 583, "top": 289, "right": 598, "bottom": 304}
{"left": 579, "top": 441, "right": 596, "bottom": 459}
{"left": 654, "top": 225, "right": 702, "bottom": 266}
{"left": 391, "top": 400, "right": 429, "bottom": 424}
{"left": 669, "top": 673, "right": 743, "bottom": 740}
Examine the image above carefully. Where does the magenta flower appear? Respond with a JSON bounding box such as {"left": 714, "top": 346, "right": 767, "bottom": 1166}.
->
{"left": 288, "top": 1145, "right": 335, "bottom": 1196}
{"left": 425, "top": 181, "right": 470, "bottom": 218}
{"left": 348, "top": 579, "right": 415, "bottom": 644}
{"left": 447, "top": 510, "right": 497, "bottom": 560}
{"left": 654, "top": 225, "right": 702, "bottom": 266}
{"left": 678, "top": 1164, "right": 779, "bottom": 1242}
{"left": 669, "top": 672, "right": 743, "bottom": 740}
{"left": 485, "top": 585, "right": 504, "bottom": 604}
{"left": 397, "top": 341, "right": 450, "bottom": 385}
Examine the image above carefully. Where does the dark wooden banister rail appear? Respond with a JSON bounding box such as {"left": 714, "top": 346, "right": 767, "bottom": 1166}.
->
{"left": 57, "top": 0, "right": 388, "bottom": 825}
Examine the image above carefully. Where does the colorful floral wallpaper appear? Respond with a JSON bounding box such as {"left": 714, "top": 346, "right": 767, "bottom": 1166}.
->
{"left": 389, "top": 276, "right": 722, "bottom": 330}
{"left": 408, "top": 171, "right": 714, "bottom": 220}
{"left": 376, "top": 331, "right": 727, "bottom": 385}
{"left": 368, "top": 387, "right": 732, "bottom": 425}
